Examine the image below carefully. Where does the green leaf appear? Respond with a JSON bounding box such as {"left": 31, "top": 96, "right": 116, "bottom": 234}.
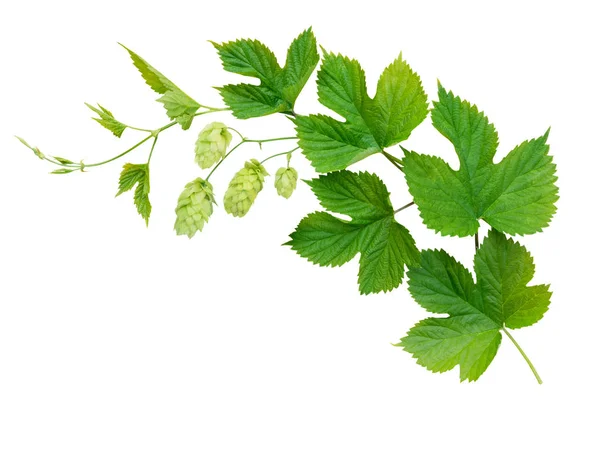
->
{"left": 287, "top": 170, "right": 419, "bottom": 294}
{"left": 85, "top": 103, "right": 127, "bottom": 137}
{"left": 120, "top": 44, "right": 200, "bottom": 130}
{"left": 296, "top": 51, "right": 428, "bottom": 172}
{"left": 52, "top": 156, "right": 75, "bottom": 165}
{"left": 475, "top": 229, "right": 551, "bottom": 329}
{"left": 213, "top": 28, "right": 319, "bottom": 119}
{"left": 217, "top": 84, "right": 288, "bottom": 119}
{"left": 16, "top": 136, "right": 44, "bottom": 159}
{"left": 403, "top": 84, "right": 558, "bottom": 236}
{"left": 397, "top": 229, "right": 551, "bottom": 381}
{"left": 117, "top": 163, "right": 151, "bottom": 225}
{"left": 50, "top": 168, "right": 76, "bottom": 175}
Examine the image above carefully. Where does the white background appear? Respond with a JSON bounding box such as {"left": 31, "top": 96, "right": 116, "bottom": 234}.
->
{"left": 1, "top": 0, "right": 598, "bottom": 448}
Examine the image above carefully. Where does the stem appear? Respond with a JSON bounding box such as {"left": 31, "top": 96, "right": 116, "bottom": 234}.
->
{"left": 383, "top": 151, "right": 403, "bottom": 165}
{"left": 502, "top": 326, "right": 543, "bottom": 385}
{"left": 227, "top": 127, "right": 245, "bottom": 141}
{"left": 147, "top": 135, "right": 159, "bottom": 164}
{"left": 383, "top": 151, "right": 403, "bottom": 172}
{"left": 197, "top": 105, "right": 229, "bottom": 112}
{"left": 85, "top": 135, "right": 154, "bottom": 168}
{"left": 475, "top": 231, "right": 479, "bottom": 250}
{"left": 244, "top": 137, "right": 296, "bottom": 144}
{"left": 394, "top": 201, "right": 415, "bottom": 214}
{"left": 260, "top": 147, "right": 299, "bottom": 165}
{"left": 126, "top": 125, "right": 153, "bottom": 133}
{"left": 206, "top": 140, "right": 246, "bottom": 182}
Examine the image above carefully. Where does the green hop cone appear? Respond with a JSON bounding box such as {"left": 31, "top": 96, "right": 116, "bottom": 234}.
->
{"left": 174, "top": 178, "right": 215, "bottom": 238}
{"left": 194, "top": 122, "right": 233, "bottom": 169}
{"left": 224, "top": 159, "right": 269, "bottom": 217}
{"left": 274, "top": 167, "right": 298, "bottom": 199}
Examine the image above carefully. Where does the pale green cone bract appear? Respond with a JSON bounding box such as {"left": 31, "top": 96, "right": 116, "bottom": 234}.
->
{"left": 275, "top": 167, "right": 298, "bottom": 199}
{"left": 174, "top": 178, "right": 215, "bottom": 238}
{"left": 224, "top": 159, "right": 269, "bottom": 217}
{"left": 194, "top": 122, "right": 233, "bottom": 169}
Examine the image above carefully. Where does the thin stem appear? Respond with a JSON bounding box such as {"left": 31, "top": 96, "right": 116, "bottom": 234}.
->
{"left": 197, "top": 105, "right": 229, "bottom": 112}
{"left": 206, "top": 140, "right": 246, "bottom": 182}
{"left": 244, "top": 137, "right": 297, "bottom": 144}
{"left": 85, "top": 135, "right": 154, "bottom": 168}
{"left": 147, "top": 135, "right": 159, "bottom": 164}
{"left": 126, "top": 125, "right": 153, "bottom": 133}
{"left": 383, "top": 150, "right": 403, "bottom": 165}
{"left": 227, "top": 127, "right": 245, "bottom": 141}
{"left": 502, "top": 326, "right": 543, "bottom": 385}
{"left": 475, "top": 231, "right": 479, "bottom": 250}
{"left": 26, "top": 109, "right": 227, "bottom": 172}
{"left": 394, "top": 201, "right": 415, "bottom": 214}
{"left": 260, "top": 147, "right": 299, "bottom": 165}
{"left": 383, "top": 151, "right": 403, "bottom": 172}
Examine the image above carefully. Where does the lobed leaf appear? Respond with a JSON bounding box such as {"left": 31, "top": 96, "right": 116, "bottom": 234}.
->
{"left": 86, "top": 103, "right": 127, "bottom": 138}
{"left": 296, "top": 51, "right": 428, "bottom": 172}
{"left": 397, "top": 229, "right": 551, "bottom": 381}
{"left": 288, "top": 170, "right": 419, "bottom": 294}
{"left": 403, "top": 84, "right": 558, "bottom": 236}
{"left": 213, "top": 28, "right": 319, "bottom": 119}
{"left": 117, "top": 163, "right": 151, "bottom": 225}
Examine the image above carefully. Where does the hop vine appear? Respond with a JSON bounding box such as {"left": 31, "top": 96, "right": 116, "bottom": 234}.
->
{"left": 16, "top": 27, "right": 558, "bottom": 384}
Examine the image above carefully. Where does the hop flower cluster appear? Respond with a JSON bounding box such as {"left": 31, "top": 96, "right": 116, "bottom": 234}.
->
{"left": 194, "top": 122, "right": 233, "bottom": 169}
{"left": 174, "top": 178, "right": 215, "bottom": 238}
{"left": 224, "top": 159, "right": 269, "bottom": 217}
{"left": 274, "top": 167, "right": 298, "bottom": 199}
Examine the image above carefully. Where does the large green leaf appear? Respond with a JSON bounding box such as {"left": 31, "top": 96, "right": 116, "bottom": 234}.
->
{"left": 397, "top": 229, "right": 551, "bottom": 381}
{"left": 213, "top": 28, "right": 319, "bottom": 119}
{"left": 287, "top": 170, "right": 419, "bottom": 294}
{"left": 296, "top": 51, "right": 428, "bottom": 172}
{"left": 403, "top": 83, "right": 558, "bottom": 236}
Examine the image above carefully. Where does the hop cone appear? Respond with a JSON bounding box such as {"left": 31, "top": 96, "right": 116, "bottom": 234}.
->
{"left": 224, "top": 159, "right": 269, "bottom": 217}
{"left": 174, "top": 178, "right": 215, "bottom": 238}
{"left": 274, "top": 167, "right": 298, "bottom": 199}
{"left": 194, "top": 122, "right": 233, "bottom": 169}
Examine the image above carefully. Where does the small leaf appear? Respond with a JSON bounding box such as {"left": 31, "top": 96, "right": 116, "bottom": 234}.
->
{"left": 15, "top": 136, "right": 44, "bottom": 159}
{"left": 120, "top": 44, "right": 200, "bottom": 130}
{"left": 85, "top": 103, "right": 127, "bottom": 137}
{"left": 117, "top": 163, "right": 147, "bottom": 196}
{"left": 53, "top": 156, "right": 75, "bottom": 165}
{"left": 50, "top": 168, "right": 76, "bottom": 174}
{"left": 117, "top": 163, "right": 151, "bottom": 225}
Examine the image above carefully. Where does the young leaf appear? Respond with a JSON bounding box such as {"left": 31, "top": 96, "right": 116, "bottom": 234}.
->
{"left": 120, "top": 44, "right": 200, "bottom": 130}
{"left": 396, "top": 229, "right": 551, "bottom": 382}
{"left": 85, "top": 103, "right": 127, "bottom": 137}
{"left": 50, "top": 168, "right": 76, "bottom": 174}
{"left": 403, "top": 84, "right": 558, "bottom": 236}
{"left": 287, "top": 170, "right": 419, "bottom": 294}
{"left": 52, "top": 156, "right": 75, "bottom": 165}
{"left": 213, "top": 28, "right": 319, "bottom": 119}
{"left": 117, "top": 163, "right": 151, "bottom": 225}
{"left": 295, "top": 51, "right": 428, "bottom": 172}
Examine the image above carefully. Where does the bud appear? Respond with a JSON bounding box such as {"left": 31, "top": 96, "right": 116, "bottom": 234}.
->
{"left": 194, "top": 122, "right": 233, "bottom": 169}
{"left": 224, "top": 159, "right": 269, "bottom": 217}
{"left": 174, "top": 178, "right": 215, "bottom": 238}
{"left": 274, "top": 167, "right": 298, "bottom": 199}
